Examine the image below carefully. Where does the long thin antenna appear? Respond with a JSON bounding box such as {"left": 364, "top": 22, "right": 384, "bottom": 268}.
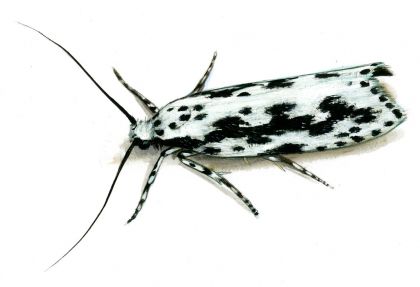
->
{"left": 18, "top": 22, "right": 136, "bottom": 124}
{"left": 47, "top": 141, "right": 138, "bottom": 270}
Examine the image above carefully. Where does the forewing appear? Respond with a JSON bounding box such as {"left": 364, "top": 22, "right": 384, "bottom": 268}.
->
{"left": 151, "top": 63, "right": 406, "bottom": 157}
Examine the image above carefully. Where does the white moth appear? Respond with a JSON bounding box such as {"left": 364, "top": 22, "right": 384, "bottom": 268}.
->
{"left": 20, "top": 24, "right": 406, "bottom": 268}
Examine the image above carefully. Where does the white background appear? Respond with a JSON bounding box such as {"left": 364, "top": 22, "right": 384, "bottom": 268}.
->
{"left": 0, "top": 1, "right": 419, "bottom": 286}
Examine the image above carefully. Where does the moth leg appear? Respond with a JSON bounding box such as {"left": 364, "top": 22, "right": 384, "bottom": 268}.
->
{"left": 189, "top": 52, "right": 217, "bottom": 95}
{"left": 177, "top": 151, "right": 259, "bottom": 216}
{"left": 127, "top": 147, "right": 180, "bottom": 223}
{"left": 265, "top": 155, "right": 333, "bottom": 188}
{"left": 113, "top": 68, "right": 159, "bottom": 116}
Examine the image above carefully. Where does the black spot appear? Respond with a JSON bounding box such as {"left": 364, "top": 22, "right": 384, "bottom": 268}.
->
{"left": 224, "top": 181, "right": 233, "bottom": 188}
{"left": 239, "top": 107, "right": 252, "bottom": 115}
{"left": 392, "top": 109, "right": 403, "bottom": 119}
{"left": 372, "top": 66, "right": 393, "bottom": 77}
{"left": 150, "top": 171, "right": 156, "bottom": 177}
{"left": 335, "top": 141, "right": 346, "bottom": 147}
{"left": 371, "top": 129, "right": 381, "bottom": 136}
{"left": 233, "top": 146, "right": 244, "bottom": 152}
{"left": 169, "top": 122, "right": 177, "bottom": 129}
{"left": 203, "top": 168, "right": 212, "bottom": 175}
{"left": 360, "top": 69, "right": 370, "bottom": 75}
{"left": 371, "top": 63, "right": 380, "bottom": 66}
{"left": 178, "top": 106, "right": 188, "bottom": 111}
{"left": 265, "top": 103, "right": 296, "bottom": 115}
{"left": 159, "top": 136, "right": 203, "bottom": 149}
{"left": 193, "top": 105, "right": 204, "bottom": 111}
{"left": 194, "top": 113, "right": 207, "bottom": 120}
{"left": 349, "top": 126, "right": 361, "bottom": 133}
{"left": 347, "top": 81, "right": 353, "bottom": 86}
{"left": 266, "top": 77, "right": 297, "bottom": 89}
{"left": 316, "top": 146, "right": 327, "bottom": 151}
{"left": 336, "top": 132, "right": 350, "bottom": 138}
{"left": 153, "top": 120, "right": 161, "bottom": 127}
{"left": 203, "top": 147, "right": 221, "bottom": 155}
{"left": 212, "top": 116, "right": 249, "bottom": 129}
{"left": 360, "top": 81, "right": 370, "bottom": 87}
{"left": 262, "top": 143, "right": 306, "bottom": 155}
{"left": 155, "top": 129, "right": 164, "bottom": 136}
{"left": 371, "top": 87, "right": 379, "bottom": 94}
{"left": 237, "top": 92, "right": 251, "bottom": 97}
{"left": 384, "top": 121, "right": 394, "bottom": 127}
{"left": 179, "top": 114, "right": 191, "bottom": 121}
{"left": 314, "top": 72, "right": 340, "bottom": 79}
{"left": 208, "top": 83, "right": 257, "bottom": 98}
{"left": 189, "top": 162, "right": 196, "bottom": 167}
{"left": 246, "top": 136, "right": 272, "bottom": 145}
{"left": 385, "top": 103, "right": 395, "bottom": 109}
{"left": 167, "top": 107, "right": 174, "bottom": 112}
{"left": 379, "top": 95, "right": 388, "bottom": 102}
{"left": 351, "top": 136, "right": 364, "bottom": 142}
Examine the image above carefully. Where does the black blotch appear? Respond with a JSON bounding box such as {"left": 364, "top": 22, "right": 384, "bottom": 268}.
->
{"left": 203, "top": 147, "right": 221, "bottom": 155}
{"left": 384, "top": 121, "right": 394, "bottom": 127}
{"left": 194, "top": 113, "right": 207, "bottom": 120}
{"left": 266, "top": 77, "right": 297, "bottom": 89}
{"left": 246, "top": 136, "right": 271, "bottom": 144}
{"left": 314, "top": 72, "right": 340, "bottom": 79}
{"left": 178, "top": 106, "right": 188, "bottom": 111}
{"left": 316, "top": 146, "right": 326, "bottom": 151}
{"left": 261, "top": 143, "right": 306, "bottom": 155}
{"left": 208, "top": 83, "right": 256, "bottom": 98}
{"left": 167, "top": 107, "right": 174, "bottom": 112}
{"left": 371, "top": 63, "right": 380, "bottom": 66}
{"left": 197, "top": 95, "right": 379, "bottom": 150}
{"left": 360, "top": 69, "right": 370, "bottom": 75}
{"left": 372, "top": 66, "right": 393, "bottom": 77}
{"left": 237, "top": 92, "right": 251, "bottom": 97}
{"left": 371, "top": 87, "right": 379, "bottom": 94}
{"left": 335, "top": 141, "right": 346, "bottom": 147}
{"left": 371, "top": 129, "right": 381, "bottom": 136}
{"left": 155, "top": 129, "right": 164, "bottom": 136}
{"left": 309, "top": 95, "right": 377, "bottom": 136}
{"left": 379, "top": 95, "right": 388, "bottom": 102}
{"left": 349, "top": 126, "right": 361, "bottom": 133}
{"left": 150, "top": 171, "right": 156, "bottom": 177}
{"left": 189, "top": 162, "right": 196, "bottom": 167}
{"left": 392, "top": 109, "right": 403, "bottom": 119}
{"left": 193, "top": 105, "right": 204, "bottom": 111}
{"left": 360, "top": 81, "right": 369, "bottom": 87}
{"left": 385, "top": 103, "right": 395, "bottom": 109}
{"left": 239, "top": 107, "right": 252, "bottom": 115}
{"left": 347, "top": 81, "right": 353, "bottom": 86}
{"left": 233, "top": 146, "right": 245, "bottom": 152}
{"left": 351, "top": 136, "right": 364, "bottom": 142}
{"left": 153, "top": 120, "right": 161, "bottom": 127}
{"left": 179, "top": 114, "right": 191, "bottom": 121}
{"left": 169, "top": 122, "right": 177, "bottom": 129}
{"left": 336, "top": 132, "right": 350, "bottom": 138}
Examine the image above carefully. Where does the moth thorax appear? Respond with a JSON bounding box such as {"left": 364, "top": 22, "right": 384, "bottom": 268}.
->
{"left": 129, "top": 120, "right": 153, "bottom": 142}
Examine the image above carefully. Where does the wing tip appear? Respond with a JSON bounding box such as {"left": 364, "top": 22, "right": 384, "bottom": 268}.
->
{"left": 371, "top": 63, "right": 393, "bottom": 77}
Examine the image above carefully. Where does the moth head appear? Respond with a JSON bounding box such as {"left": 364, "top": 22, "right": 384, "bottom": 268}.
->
{"left": 129, "top": 120, "right": 153, "bottom": 149}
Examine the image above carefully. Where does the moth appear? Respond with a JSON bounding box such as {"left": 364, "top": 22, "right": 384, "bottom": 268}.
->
{"left": 20, "top": 24, "right": 406, "bottom": 268}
